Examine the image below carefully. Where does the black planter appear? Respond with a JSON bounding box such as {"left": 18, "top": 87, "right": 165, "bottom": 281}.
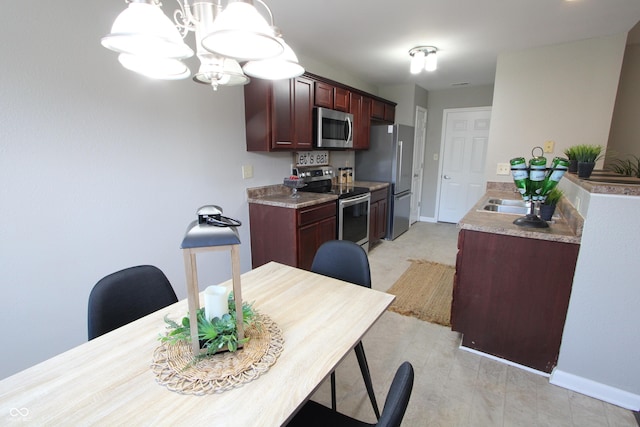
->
{"left": 577, "top": 161, "right": 595, "bottom": 178}
{"left": 568, "top": 159, "right": 578, "bottom": 173}
{"left": 540, "top": 203, "right": 556, "bottom": 221}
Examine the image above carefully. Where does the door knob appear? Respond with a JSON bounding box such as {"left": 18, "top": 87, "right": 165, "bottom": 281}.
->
{"left": 443, "top": 175, "right": 451, "bottom": 179}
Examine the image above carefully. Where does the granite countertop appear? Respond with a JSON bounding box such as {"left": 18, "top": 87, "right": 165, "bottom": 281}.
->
{"left": 246, "top": 181, "right": 390, "bottom": 209}
{"left": 563, "top": 170, "right": 640, "bottom": 196}
{"left": 458, "top": 187, "right": 582, "bottom": 245}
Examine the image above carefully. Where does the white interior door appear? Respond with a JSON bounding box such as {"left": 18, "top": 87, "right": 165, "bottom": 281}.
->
{"left": 410, "top": 106, "right": 427, "bottom": 224}
{"left": 437, "top": 108, "right": 491, "bottom": 223}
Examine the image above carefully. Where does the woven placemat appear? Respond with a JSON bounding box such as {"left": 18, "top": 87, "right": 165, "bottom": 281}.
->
{"left": 151, "top": 312, "right": 284, "bottom": 395}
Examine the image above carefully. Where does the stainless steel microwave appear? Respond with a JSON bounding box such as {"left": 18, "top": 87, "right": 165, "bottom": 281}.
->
{"left": 314, "top": 107, "right": 354, "bottom": 149}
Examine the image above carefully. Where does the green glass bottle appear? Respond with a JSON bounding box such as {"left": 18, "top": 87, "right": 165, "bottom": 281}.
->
{"left": 528, "top": 156, "right": 547, "bottom": 201}
{"left": 510, "top": 157, "right": 529, "bottom": 201}
{"left": 539, "top": 157, "right": 569, "bottom": 201}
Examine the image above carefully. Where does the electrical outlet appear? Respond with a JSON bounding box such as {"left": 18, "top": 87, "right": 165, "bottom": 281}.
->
{"left": 496, "top": 163, "right": 511, "bottom": 175}
{"left": 242, "top": 165, "right": 253, "bottom": 179}
{"left": 543, "top": 140, "right": 555, "bottom": 153}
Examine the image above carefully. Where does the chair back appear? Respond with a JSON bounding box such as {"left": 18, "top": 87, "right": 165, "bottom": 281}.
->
{"left": 88, "top": 265, "right": 178, "bottom": 340}
{"left": 311, "top": 240, "right": 371, "bottom": 288}
{"left": 376, "top": 361, "right": 414, "bottom": 427}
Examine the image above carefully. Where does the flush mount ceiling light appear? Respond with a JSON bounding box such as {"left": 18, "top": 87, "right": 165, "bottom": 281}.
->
{"left": 409, "top": 46, "right": 438, "bottom": 74}
{"left": 102, "top": 0, "right": 304, "bottom": 90}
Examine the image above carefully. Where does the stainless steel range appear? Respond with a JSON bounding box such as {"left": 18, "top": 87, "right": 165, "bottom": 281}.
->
{"left": 294, "top": 166, "right": 371, "bottom": 252}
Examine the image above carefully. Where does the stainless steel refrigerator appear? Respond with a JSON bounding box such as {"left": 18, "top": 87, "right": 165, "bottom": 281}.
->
{"left": 355, "top": 124, "right": 414, "bottom": 240}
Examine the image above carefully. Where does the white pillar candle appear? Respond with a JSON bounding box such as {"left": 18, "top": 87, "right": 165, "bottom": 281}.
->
{"left": 204, "top": 285, "right": 229, "bottom": 321}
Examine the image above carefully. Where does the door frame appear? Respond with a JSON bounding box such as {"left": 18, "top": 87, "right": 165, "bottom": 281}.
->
{"left": 410, "top": 106, "right": 427, "bottom": 224}
{"left": 435, "top": 106, "right": 492, "bottom": 222}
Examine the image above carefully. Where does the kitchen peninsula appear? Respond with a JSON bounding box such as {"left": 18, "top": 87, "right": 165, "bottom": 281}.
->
{"left": 453, "top": 182, "right": 583, "bottom": 374}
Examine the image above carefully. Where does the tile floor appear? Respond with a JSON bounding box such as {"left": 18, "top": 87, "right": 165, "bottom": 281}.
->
{"left": 307, "top": 222, "right": 638, "bottom": 426}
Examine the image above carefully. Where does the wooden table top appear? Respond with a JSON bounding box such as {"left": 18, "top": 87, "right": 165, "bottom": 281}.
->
{"left": 0, "top": 262, "right": 394, "bottom": 426}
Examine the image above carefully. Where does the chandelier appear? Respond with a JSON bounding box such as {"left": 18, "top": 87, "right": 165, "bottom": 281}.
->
{"left": 409, "top": 46, "right": 438, "bottom": 74}
{"left": 101, "top": 0, "right": 304, "bottom": 90}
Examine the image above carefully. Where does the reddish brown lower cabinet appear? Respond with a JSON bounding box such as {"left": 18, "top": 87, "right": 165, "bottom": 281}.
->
{"left": 249, "top": 201, "right": 337, "bottom": 270}
{"left": 369, "top": 187, "right": 388, "bottom": 246}
{"left": 452, "top": 229, "right": 580, "bottom": 373}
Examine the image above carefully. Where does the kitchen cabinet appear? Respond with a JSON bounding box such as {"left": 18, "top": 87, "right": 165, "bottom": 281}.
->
{"left": 249, "top": 201, "right": 337, "bottom": 270}
{"left": 349, "top": 92, "right": 372, "bottom": 150}
{"left": 244, "top": 72, "right": 396, "bottom": 152}
{"left": 244, "top": 76, "right": 314, "bottom": 151}
{"left": 451, "top": 229, "right": 580, "bottom": 373}
{"left": 371, "top": 99, "right": 395, "bottom": 124}
{"left": 369, "top": 187, "right": 388, "bottom": 246}
{"left": 314, "top": 81, "right": 349, "bottom": 112}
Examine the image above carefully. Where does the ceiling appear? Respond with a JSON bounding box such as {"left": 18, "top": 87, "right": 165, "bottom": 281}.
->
{"left": 263, "top": 0, "right": 640, "bottom": 91}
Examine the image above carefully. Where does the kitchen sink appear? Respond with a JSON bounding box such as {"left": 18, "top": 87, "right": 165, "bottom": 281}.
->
{"left": 486, "top": 198, "right": 528, "bottom": 207}
{"left": 482, "top": 204, "right": 529, "bottom": 215}
{"left": 480, "top": 198, "right": 530, "bottom": 215}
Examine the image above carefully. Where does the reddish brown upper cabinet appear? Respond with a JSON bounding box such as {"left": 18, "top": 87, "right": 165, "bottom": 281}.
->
{"left": 244, "top": 76, "right": 314, "bottom": 151}
{"left": 370, "top": 99, "right": 396, "bottom": 124}
{"left": 249, "top": 201, "right": 337, "bottom": 271}
{"left": 314, "top": 81, "right": 349, "bottom": 113}
{"left": 349, "top": 92, "right": 372, "bottom": 150}
{"left": 451, "top": 229, "right": 580, "bottom": 373}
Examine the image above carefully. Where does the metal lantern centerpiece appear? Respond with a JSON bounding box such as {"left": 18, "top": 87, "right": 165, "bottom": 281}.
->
{"left": 180, "top": 206, "right": 243, "bottom": 357}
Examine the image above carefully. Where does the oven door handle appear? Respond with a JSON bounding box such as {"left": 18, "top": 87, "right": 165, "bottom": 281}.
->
{"left": 339, "top": 193, "right": 371, "bottom": 207}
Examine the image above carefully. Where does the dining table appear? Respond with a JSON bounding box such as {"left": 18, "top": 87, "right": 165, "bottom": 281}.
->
{"left": 0, "top": 261, "right": 394, "bottom": 426}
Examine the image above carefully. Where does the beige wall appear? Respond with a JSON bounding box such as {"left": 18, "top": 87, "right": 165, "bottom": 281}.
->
{"left": 607, "top": 42, "right": 640, "bottom": 160}
{"left": 486, "top": 34, "right": 627, "bottom": 182}
{"left": 421, "top": 85, "right": 495, "bottom": 219}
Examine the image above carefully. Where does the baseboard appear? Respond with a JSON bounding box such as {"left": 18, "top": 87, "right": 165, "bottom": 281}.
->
{"left": 550, "top": 369, "right": 640, "bottom": 411}
{"left": 419, "top": 216, "right": 437, "bottom": 223}
{"left": 458, "top": 345, "right": 550, "bottom": 377}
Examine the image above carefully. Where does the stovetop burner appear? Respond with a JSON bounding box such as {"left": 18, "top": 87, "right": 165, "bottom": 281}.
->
{"left": 294, "top": 165, "right": 370, "bottom": 199}
{"left": 300, "top": 183, "right": 370, "bottom": 199}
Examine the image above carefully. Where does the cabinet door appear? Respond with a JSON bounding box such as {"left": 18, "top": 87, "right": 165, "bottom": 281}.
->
{"left": 376, "top": 197, "right": 388, "bottom": 239}
{"left": 369, "top": 200, "right": 379, "bottom": 246}
{"left": 314, "top": 81, "right": 334, "bottom": 108}
{"left": 350, "top": 93, "right": 371, "bottom": 150}
{"left": 297, "top": 216, "right": 337, "bottom": 270}
{"left": 334, "top": 87, "right": 349, "bottom": 112}
{"left": 453, "top": 229, "right": 579, "bottom": 373}
{"left": 272, "top": 79, "right": 295, "bottom": 149}
{"left": 294, "top": 77, "right": 314, "bottom": 149}
{"left": 371, "top": 99, "right": 385, "bottom": 120}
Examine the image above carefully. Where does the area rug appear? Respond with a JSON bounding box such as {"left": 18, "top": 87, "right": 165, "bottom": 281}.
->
{"left": 386, "top": 260, "right": 455, "bottom": 327}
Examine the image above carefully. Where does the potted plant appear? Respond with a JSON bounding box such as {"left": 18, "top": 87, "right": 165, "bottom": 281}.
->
{"left": 540, "top": 187, "right": 562, "bottom": 221}
{"left": 608, "top": 154, "right": 640, "bottom": 178}
{"left": 573, "top": 144, "right": 603, "bottom": 178}
{"left": 159, "top": 294, "right": 256, "bottom": 355}
{"left": 563, "top": 146, "right": 578, "bottom": 173}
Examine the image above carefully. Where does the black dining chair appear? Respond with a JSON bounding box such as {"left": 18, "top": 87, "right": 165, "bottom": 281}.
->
{"left": 310, "top": 240, "right": 381, "bottom": 419}
{"left": 287, "top": 361, "right": 414, "bottom": 427}
{"left": 87, "top": 265, "right": 178, "bottom": 340}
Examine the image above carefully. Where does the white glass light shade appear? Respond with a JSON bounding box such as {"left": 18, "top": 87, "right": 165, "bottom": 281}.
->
{"left": 410, "top": 50, "right": 425, "bottom": 74}
{"left": 425, "top": 51, "right": 438, "bottom": 72}
{"left": 118, "top": 53, "right": 190, "bottom": 80}
{"left": 102, "top": 1, "right": 193, "bottom": 59}
{"left": 193, "top": 58, "right": 250, "bottom": 87}
{"left": 200, "top": 1, "right": 283, "bottom": 61}
{"left": 243, "top": 39, "right": 304, "bottom": 80}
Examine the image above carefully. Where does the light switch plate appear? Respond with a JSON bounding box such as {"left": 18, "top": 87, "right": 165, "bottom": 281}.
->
{"left": 242, "top": 165, "right": 254, "bottom": 179}
{"left": 496, "top": 163, "right": 511, "bottom": 175}
{"left": 543, "top": 140, "right": 555, "bottom": 153}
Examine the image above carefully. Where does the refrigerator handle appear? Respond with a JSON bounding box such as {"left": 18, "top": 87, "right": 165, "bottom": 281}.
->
{"left": 397, "top": 140, "right": 403, "bottom": 178}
